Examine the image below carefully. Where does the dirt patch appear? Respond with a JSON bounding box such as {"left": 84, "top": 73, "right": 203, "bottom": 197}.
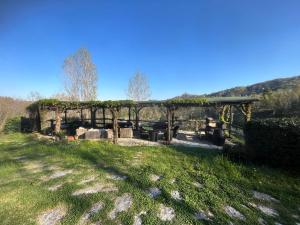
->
{"left": 158, "top": 204, "right": 175, "bottom": 221}
{"left": 38, "top": 204, "right": 67, "bottom": 225}
{"left": 148, "top": 187, "right": 161, "bottom": 198}
{"left": 133, "top": 211, "right": 147, "bottom": 225}
{"left": 253, "top": 191, "right": 279, "bottom": 203}
{"left": 224, "top": 206, "right": 245, "bottom": 220}
{"left": 78, "top": 202, "right": 104, "bottom": 225}
{"left": 72, "top": 182, "right": 118, "bottom": 196}
{"left": 109, "top": 193, "right": 132, "bottom": 219}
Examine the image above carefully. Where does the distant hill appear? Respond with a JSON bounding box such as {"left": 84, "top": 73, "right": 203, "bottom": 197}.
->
{"left": 176, "top": 75, "right": 300, "bottom": 98}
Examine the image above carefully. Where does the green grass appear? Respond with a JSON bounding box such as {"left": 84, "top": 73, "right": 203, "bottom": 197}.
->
{"left": 0, "top": 133, "right": 299, "bottom": 225}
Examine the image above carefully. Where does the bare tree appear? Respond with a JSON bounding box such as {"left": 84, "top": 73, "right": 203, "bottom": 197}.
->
{"left": 126, "top": 72, "right": 151, "bottom": 101}
{"left": 63, "top": 48, "right": 98, "bottom": 101}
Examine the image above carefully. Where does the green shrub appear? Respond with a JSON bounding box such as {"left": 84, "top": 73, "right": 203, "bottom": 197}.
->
{"left": 244, "top": 118, "right": 300, "bottom": 171}
{"left": 223, "top": 143, "right": 247, "bottom": 161}
{"left": 3, "top": 117, "right": 21, "bottom": 133}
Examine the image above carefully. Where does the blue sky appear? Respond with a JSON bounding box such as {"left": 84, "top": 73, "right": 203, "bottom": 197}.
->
{"left": 1, "top": 0, "right": 300, "bottom": 100}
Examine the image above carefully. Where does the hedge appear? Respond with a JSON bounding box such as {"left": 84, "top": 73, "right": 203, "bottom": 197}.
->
{"left": 3, "top": 117, "right": 21, "bottom": 133}
{"left": 244, "top": 118, "right": 300, "bottom": 171}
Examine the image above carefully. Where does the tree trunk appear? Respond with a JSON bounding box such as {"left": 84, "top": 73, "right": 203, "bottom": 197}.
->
{"left": 55, "top": 107, "right": 62, "bottom": 134}
{"left": 111, "top": 108, "right": 119, "bottom": 144}
{"left": 166, "top": 108, "right": 171, "bottom": 144}
{"left": 102, "top": 107, "right": 106, "bottom": 128}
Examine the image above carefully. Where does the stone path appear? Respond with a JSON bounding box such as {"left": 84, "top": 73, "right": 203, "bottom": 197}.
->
{"left": 41, "top": 170, "right": 73, "bottom": 181}
{"left": 149, "top": 174, "right": 162, "bottom": 182}
{"left": 133, "top": 211, "right": 147, "bottom": 225}
{"left": 158, "top": 204, "right": 175, "bottom": 221}
{"left": 107, "top": 173, "right": 127, "bottom": 181}
{"left": 109, "top": 193, "right": 132, "bottom": 219}
{"left": 253, "top": 191, "right": 280, "bottom": 203}
{"left": 78, "top": 175, "right": 97, "bottom": 185}
{"left": 48, "top": 183, "right": 64, "bottom": 191}
{"left": 194, "top": 209, "right": 214, "bottom": 221}
{"left": 72, "top": 182, "right": 118, "bottom": 196}
{"left": 250, "top": 203, "right": 278, "bottom": 217}
{"left": 171, "top": 190, "right": 182, "bottom": 201}
{"left": 78, "top": 202, "right": 104, "bottom": 225}
{"left": 148, "top": 187, "right": 161, "bottom": 198}
{"left": 224, "top": 206, "right": 245, "bottom": 220}
{"left": 38, "top": 204, "right": 67, "bottom": 225}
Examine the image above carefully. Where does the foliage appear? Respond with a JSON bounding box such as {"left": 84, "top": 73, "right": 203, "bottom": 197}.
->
{"left": 165, "top": 97, "right": 207, "bottom": 106}
{"left": 244, "top": 118, "right": 300, "bottom": 171}
{"left": 3, "top": 117, "right": 21, "bottom": 133}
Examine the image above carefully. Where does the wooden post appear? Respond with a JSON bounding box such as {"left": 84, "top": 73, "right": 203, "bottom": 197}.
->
{"left": 171, "top": 112, "right": 175, "bottom": 126}
{"left": 54, "top": 107, "right": 61, "bottom": 134}
{"left": 128, "top": 107, "right": 131, "bottom": 123}
{"left": 134, "top": 106, "right": 140, "bottom": 130}
{"left": 36, "top": 108, "right": 41, "bottom": 132}
{"left": 102, "top": 107, "right": 106, "bottom": 128}
{"left": 229, "top": 105, "right": 233, "bottom": 137}
{"left": 80, "top": 109, "right": 84, "bottom": 125}
{"left": 166, "top": 108, "right": 171, "bottom": 144}
{"left": 90, "top": 108, "right": 97, "bottom": 128}
{"left": 111, "top": 108, "right": 119, "bottom": 144}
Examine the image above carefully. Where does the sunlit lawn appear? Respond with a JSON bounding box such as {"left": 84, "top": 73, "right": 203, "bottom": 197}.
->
{"left": 0, "top": 133, "right": 299, "bottom": 225}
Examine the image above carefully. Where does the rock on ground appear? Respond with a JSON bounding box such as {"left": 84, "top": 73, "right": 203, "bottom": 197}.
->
{"left": 158, "top": 204, "right": 175, "bottom": 221}
{"left": 149, "top": 174, "right": 162, "bottom": 182}
{"left": 78, "top": 176, "right": 97, "bottom": 185}
{"left": 133, "top": 211, "right": 147, "bottom": 225}
{"left": 107, "top": 173, "right": 127, "bottom": 181}
{"left": 109, "top": 193, "right": 132, "bottom": 219}
{"left": 171, "top": 190, "right": 182, "bottom": 201}
{"left": 148, "top": 187, "right": 161, "bottom": 198}
{"left": 250, "top": 203, "right": 278, "bottom": 217}
{"left": 192, "top": 182, "right": 203, "bottom": 188}
{"left": 253, "top": 191, "right": 279, "bottom": 203}
{"left": 48, "top": 184, "right": 64, "bottom": 191}
{"left": 72, "top": 183, "right": 117, "bottom": 196}
{"left": 224, "top": 206, "right": 245, "bottom": 220}
{"left": 38, "top": 204, "right": 67, "bottom": 225}
{"left": 78, "top": 202, "right": 104, "bottom": 225}
{"left": 194, "top": 210, "right": 214, "bottom": 221}
{"left": 41, "top": 170, "right": 73, "bottom": 181}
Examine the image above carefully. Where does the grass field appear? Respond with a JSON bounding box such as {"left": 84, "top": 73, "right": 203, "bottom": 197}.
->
{"left": 0, "top": 133, "right": 299, "bottom": 225}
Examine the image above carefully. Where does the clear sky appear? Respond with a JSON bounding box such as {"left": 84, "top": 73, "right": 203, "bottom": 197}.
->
{"left": 1, "top": 0, "right": 300, "bottom": 100}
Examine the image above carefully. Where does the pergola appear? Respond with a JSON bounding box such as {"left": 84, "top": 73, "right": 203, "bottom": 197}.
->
{"left": 27, "top": 97, "right": 259, "bottom": 144}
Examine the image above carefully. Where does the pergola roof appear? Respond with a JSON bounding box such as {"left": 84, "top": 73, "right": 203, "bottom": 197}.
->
{"left": 27, "top": 96, "right": 259, "bottom": 111}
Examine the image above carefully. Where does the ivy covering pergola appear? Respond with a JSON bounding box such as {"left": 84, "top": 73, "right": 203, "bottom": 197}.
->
{"left": 27, "top": 97, "right": 259, "bottom": 144}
